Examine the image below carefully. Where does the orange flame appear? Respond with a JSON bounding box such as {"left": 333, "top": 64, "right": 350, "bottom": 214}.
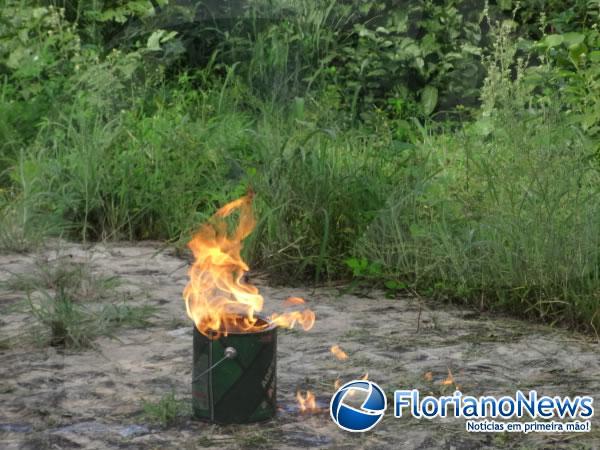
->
{"left": 440, "top": 368, "right": 454, "bottom": 385}
{"left": 333, "top": 373, "right": 368, "bottom": 391}
{"left": 330, "top": 345, "right": 349, "bottom": 361}
{"left": 283, "top": 297, "right": 306, "bottom": 306}
{"left": 296, "top": 390, "right": 317, "bottom": 412}
{"left": 440, "top": 368, "right": 460, "bottom": 389}
{"left": 183, "top": 193, "right": 315, "bottom": 337}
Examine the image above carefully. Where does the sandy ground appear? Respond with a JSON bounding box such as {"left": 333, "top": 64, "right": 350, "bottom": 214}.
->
{"left": 0, "top": 242, "right": 598, "bottom": 449}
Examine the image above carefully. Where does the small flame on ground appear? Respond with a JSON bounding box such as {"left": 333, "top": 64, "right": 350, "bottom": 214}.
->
{"left": 333, "top": 372, "right": 368, "bottom": 391}
{"left": 330, "top": 345, "right": 349, "bottom": 361}
{"left": 423, "top": 371, "right": 433, "bottom": 381}
{"left": 440, "top": 368, "right": 454, "bottom": 385}
{"left": 296, "top": 390, "right": 317, "bottom": 412}
{"left": 440, "top": 368, "right": 460, "bottom": 389}
{"left": 283, "top": 297, "right": 306, "bottom": 306}
{"left": 183, "top": 193, "right": 315, "bottom": 338}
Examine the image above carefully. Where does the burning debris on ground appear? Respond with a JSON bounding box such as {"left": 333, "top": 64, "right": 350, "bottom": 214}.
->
{"left": 330, "top": 344, "right": 349, "bottom": 361}
{"left": 295, "top": 390, "right": 317, "bottom": 413}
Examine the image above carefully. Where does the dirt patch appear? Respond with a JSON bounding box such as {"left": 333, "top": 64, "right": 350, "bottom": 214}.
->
{"left": 1, "top": 242, "right": 598, "bottom": 449}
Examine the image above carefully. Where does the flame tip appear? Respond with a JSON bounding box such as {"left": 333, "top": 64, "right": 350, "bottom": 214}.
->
{"left": 184, "top": 195, "right": 315, "bottom": 337}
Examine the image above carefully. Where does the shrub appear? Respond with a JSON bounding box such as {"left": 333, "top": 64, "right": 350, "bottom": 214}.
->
{"left": 353, "top": 21, "right": 600, "bottom": 332}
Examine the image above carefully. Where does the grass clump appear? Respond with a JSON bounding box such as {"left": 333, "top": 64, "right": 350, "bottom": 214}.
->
{"left": 245, "top": 116, "right": 403, "bottom": 282}
{"left": 29, "top": 287, "right": 91, "bottom": 348}
{"left": 0, "top": 204, "right": 35, "bottom": 253}
{"left": 8, "top": 258, "right": 118, "bottom": 295}
{"left": 21, "top": 259, "right": 156, "bottom": 349}
{"left": 0, "top": 172, "right": 59, "bottom": 253}
{"left": 28, "top": 291, "right": 157, "bottom": 349}
{"left": 142, "top": 391, "right": 189, "bottom": 428}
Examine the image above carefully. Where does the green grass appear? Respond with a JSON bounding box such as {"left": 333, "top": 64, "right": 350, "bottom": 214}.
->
{"left": 141, "top": 391, "right": 189, "bottom": 428}
{"left": 28, "top": 289, "right": 157, "bottom": 349}
{"left": 0, "top": 203, "right": 35, "bottom": 253}
{"left": 7, "top": 258, "right": 118, "bottom": 295}
{"left": 347, "top": 28, "right": 600, "bottom": 333}
{"left": 4, "top": 78, "right": 600, "bottom": 333}
{"left": 0, "top": 0, "right": 599, "bottom": 335}
{"left": 18, "top": 259, "right": 157, "bottom": 349}
{"left": 244, "top": 112, "right": 403, "bottom": 281}
{"left": 15, "top": 81, "right": 254, "bottom": 242}
{"left": 0, "top": 154, "right": 61, "bottom": 253}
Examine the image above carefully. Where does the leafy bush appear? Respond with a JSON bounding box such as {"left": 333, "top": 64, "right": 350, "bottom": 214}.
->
{"left": 322, "top": 0, "right": 485, "bottom": 119}
{"left": 16, "top": 73, "right": 253, "bottom": 241}
{"left": 0, "top": 3, "right": 82, "bottom": 161}
{"left": 245, "top": 114, "right": 404, "bottom": 281}
{"left": 353, "top": 23, "right": 600, "bottom": 331}
{"left": 522, "top": 22, "right": 600, "bottom": 141}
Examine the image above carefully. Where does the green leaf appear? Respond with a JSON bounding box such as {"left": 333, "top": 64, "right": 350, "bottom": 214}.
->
{"left": 543, "top": 34, "right": 564, "bottom": 48}
{"left": 147, "top": 30, "right": 165, "bottom": 51}
{"left": 32, "top": 7, "right": 48, "bottom": 19}
{"left": 569, "top": 44, "right": 588, "bottom": 65}
{"left": 292, "top": 97, "right": 304, "bottom": 120}
{"left": 367, "top": 262, "right": 382, "bottom": 276}
{"left": 7, "top": 47, "right": 27, "bottom": 69}
{"left": 420, "top": 86, "right": 438, "bottom": 116}
{"left": 146, "top": 29, "right": 177, "bottom": 51}
{"left": 344, "top": 258, "right": 360, "bottom": 273}
{"left": 562, "top": 32, "right": 585, "bottom": 48}
{"left": 589, "top": 51, "right": 600, "bottom": 63}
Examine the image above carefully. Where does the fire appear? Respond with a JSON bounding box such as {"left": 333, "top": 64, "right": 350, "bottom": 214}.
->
{"left": 334, "top": 378, "right": 341, "bottom": 390}
{"left": 330, "top": 344, "right": 349, "bottom": 361}
{"left": 440, "top": 368, "right": 460, "bottom": 389}
{"left": 283, "top": 297, "right": 306, "bottom": 306}
{"left": 296, "top": 390, "right": 317, "bottom": 412}
{"left": 333, "top": 373, "right": 367, "bottom": 391}
{"left": 440, "top": 368, "right": 454, "bottom": 385}
{"left": 183, "top": 193, "right": 315, "bottom": 337}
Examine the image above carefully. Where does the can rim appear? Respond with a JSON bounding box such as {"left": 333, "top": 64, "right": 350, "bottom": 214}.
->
{"left": 194, "top": 315, "right": 277, "bottom": 337}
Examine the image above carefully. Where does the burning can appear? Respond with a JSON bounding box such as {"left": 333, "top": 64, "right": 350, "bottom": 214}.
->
{"left": 192, "top": 318, "right": 277, "bottom": 424}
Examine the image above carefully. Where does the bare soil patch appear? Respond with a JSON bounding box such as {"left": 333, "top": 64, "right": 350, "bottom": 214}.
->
{"left": 1, "top": 242, "right": 598, "bottom": 449}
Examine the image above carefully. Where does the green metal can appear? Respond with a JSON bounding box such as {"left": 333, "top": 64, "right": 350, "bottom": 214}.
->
{"left": 191, "top": 319, "right": 277, "bottom": 424}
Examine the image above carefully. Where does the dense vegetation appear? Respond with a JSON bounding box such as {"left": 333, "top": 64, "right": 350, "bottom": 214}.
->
{"left": 1, "top": 0, "right": 599, "bottom": 332}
